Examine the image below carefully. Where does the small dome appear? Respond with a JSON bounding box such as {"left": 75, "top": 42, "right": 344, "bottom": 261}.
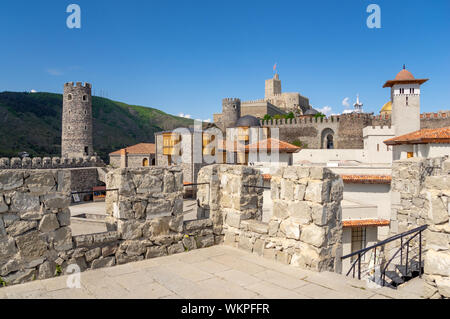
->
{"left": 304, "top": 108, "right": 319, "bottom": 116}
{"left": 235, "top": 115, "right": 261, "bottom": 127}
{"left": 381, "top": 101, "right": 392, "bottom": 113}
{"left": 394, "top": 69, "right": 415, "bottom": 81}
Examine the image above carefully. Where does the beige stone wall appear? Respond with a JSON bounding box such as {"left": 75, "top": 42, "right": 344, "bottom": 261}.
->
{"left": 197, "top": 165, "right": 344, "bottom": 272}
{"left": 422, "top": 159, "right": 450, "bottom": 299}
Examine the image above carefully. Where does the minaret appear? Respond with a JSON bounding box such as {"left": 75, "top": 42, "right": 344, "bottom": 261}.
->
{"left": 353, "top": 94, "right": 363, "bottom": 113}
{"left": 383, "top": 66, "right": 428, "bottom": 136}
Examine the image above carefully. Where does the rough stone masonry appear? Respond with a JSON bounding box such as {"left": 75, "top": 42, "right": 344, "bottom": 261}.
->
{"left": 197, "top": 165, "right": 344, "bottom": 272}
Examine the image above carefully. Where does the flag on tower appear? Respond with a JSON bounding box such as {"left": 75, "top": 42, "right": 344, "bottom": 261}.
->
{"left": 273, "top": 63, "right": 277, "bottom": 72}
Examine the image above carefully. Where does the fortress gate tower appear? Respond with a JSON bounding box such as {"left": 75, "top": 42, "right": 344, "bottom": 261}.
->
{"left": 61, "top": 82, "right": 94, "bottom": 158}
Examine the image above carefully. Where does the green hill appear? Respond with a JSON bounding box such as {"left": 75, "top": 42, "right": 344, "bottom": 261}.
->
{"left": 0, "top": 92, "right": 194, "bottom": 162}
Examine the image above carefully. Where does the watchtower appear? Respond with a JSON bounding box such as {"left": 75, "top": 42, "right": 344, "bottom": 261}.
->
{"left": 222, "top": 98, "right": 241, "bottom": 130}
{"left": 61, "top": 82, "right": 94, "bottom": 158}
{"left": 383, "top": 66, "right": 428, "bottom": 137}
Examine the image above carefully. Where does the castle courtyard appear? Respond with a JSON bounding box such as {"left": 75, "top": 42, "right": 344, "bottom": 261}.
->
{"left": 0, "top": 245, "right": 422, "bottom": 299}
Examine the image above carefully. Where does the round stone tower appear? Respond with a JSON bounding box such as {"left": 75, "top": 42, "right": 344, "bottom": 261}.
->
{"left": 61, "top": 82, "right": 94, "bottom": 158}
{"left": 222, "top": 98, "right": 241, "bottom": 130}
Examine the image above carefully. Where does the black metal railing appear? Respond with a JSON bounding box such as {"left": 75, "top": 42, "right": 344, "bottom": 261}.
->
{"left": 341, "top": 224, "right": 427, "bottom": 286}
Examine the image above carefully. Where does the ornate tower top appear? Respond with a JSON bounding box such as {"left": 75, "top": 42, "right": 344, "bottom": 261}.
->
{"left": 353, "top": 94, "right": 363, "bottom": 113}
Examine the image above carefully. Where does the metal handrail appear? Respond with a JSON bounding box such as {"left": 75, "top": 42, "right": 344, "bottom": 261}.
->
{"left": 341, "top": 224, "right": 427, "bottom": 282}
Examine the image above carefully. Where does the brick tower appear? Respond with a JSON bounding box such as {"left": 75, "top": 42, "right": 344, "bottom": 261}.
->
{"left": 61, "top": 82, "right": 94, "bottom": 158}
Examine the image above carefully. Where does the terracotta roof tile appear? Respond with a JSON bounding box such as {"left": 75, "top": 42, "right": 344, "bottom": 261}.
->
{"left": 246, "top": 138, "right": 301, "bottom": 153}
{"left": 110, "top": 143, "right": 155, "bottom": 155}
{"left": 343, "top": 219, "right": 390, "bottom": 227}
{"left": 262, "top": 174, "right": 272, "bottom": 181}
{"left": 384, "top": 127, "right": 450, "bottom": 145}
{"left": 341, "top": 175, "right": 391, "bottom": 184}
{"left": 218, "top": 138, "right": 300, "bottom": 153}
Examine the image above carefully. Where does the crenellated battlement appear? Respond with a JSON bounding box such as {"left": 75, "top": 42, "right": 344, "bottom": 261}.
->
{"left": 64, "top": 82, "right": 92, "bottom": 89}
{"left": 0, "top": 156, "right": 104, "bottom": 170}
{"left": 222, "top": 98, "right": 241, "bottom": 103}
{"left": 420, "top": 111, "right": 450, "bottom": 119}
{"left": 242, "top": 98, "right": 266, "bottom": 104}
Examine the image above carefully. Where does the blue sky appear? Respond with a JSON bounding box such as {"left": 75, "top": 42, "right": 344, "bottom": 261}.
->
{"left": 0, "top": 0, "right": 448, "bottom": 120}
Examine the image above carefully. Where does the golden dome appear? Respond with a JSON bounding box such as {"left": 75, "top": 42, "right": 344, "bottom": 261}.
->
{"left": 381, "top": 101, "right": 392, "bottom": 113}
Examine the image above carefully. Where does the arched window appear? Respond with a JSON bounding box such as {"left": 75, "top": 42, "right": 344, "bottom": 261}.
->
{"left": 143, "top": 158, "right": 149, "bottom": 167}
{"left": 83, "top": 95, "right": 88, "bottom": 101}
{"left": 67, "top": 94, "right": 73, "bottom": 101}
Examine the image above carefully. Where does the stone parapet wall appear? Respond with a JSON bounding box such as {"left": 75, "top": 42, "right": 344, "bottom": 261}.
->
{"left": 390, "top": 156, "right": 448, "bottom": 235}
{"left": 197, "top": 165, "right": 343, "bottom": 272}
{"left": 0, "top": 169, "right": 73, "bottom": 286}
{"left": 0, "top": 156, "right": 104, "bottom": 170}
{"left": 0, "top": 167, "right": 217, "bottom": 289}
{"left": 422, "top": 159, "right": 450, "bottom": 299}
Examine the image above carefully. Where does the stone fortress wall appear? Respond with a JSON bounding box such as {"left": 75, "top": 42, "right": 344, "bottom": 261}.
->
{"left": 0, "top": 156, "right": 104, "bottom": 170}
{"left": 259, "top": 111, "right": 450, "bottom": 149}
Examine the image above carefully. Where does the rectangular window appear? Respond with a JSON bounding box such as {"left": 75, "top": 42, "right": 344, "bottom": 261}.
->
{"left": 407, "top": 152, "right": 414, "bottom": 158}
{"left": 163, "top": 133, "right": 181, "bottom": 156}
{"left": 351, "top": 227, "right": 367, "bottom": 262}
{"left": 406, "top": 96, "right": 409, "bottom": 106}
{"left": 410, "top": 88, "right": 414, "bottom": 94}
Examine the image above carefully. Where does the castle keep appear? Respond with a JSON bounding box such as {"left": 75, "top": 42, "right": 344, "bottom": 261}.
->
{"left": 61, "top": 82, "right": 94, "bottom": 158}
{"left": 213, "top": 70, "right": 450, "bottom": 150}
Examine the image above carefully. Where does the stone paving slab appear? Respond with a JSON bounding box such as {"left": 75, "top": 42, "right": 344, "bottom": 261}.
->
{"left": 0, "top": 245, "right": 423, "bottom": 299}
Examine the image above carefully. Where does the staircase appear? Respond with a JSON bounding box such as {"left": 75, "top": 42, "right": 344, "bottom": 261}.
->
{"left": 341, "top": 225, "right": 427, "bottom": 289}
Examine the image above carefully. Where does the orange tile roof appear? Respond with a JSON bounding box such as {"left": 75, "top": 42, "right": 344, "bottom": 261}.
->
{"left": 218, "top": 138, "right": 300, "bottom": 153}
{"left": 246, "top": 138, "right": 301, "bottom": 153}
{"left": 110, "top": 143, "right": 156, "bottom": 155}
{"left": 343, "top": 219, "right": 390, "bottom": 227}
{"left": 262, "top": 174, "right": 272, "bottom": 181}
{"left": 384, "top": 127, "right": 450, "bottom": 145}
{"left": 341, "top": 175, "right": 392, "bottom": 184}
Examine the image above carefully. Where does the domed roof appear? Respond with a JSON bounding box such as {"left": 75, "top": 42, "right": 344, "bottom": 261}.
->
{"left": 394, "top": 69, "right": 415, "bottom": 81}
{"left": 304, "top": 108, "right": 319, "bottom": 115}
{"left": 235, "top": 115, "right": 261, "bottom": 127}
{"left": 380, "top": 101, "right": 392, "bottom": 113}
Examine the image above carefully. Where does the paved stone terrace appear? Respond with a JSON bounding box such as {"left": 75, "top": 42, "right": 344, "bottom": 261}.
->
{"left": 0, "top": 245, "right": 422, "bottom": 299}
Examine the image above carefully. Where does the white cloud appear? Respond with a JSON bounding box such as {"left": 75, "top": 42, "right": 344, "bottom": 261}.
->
{"left": 342, "top": 109, "right": 354, "bottom": 114}
{"left": 30, "top": 89, "right": 37, "bottom": 93}
{"left": 46, "top": 68, "right": 63, "bottom": 76}
{"left": 317, "top": 106, "right": 332, "bottom": 116}
{"left": 178, "top": 113, "right": 192, "bottom": 119}
{"left": 342, "top": 97, "right": 350, "bottom": 107}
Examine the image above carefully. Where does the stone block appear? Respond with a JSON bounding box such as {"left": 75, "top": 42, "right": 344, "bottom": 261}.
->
{"left": 196, "top": 234, "right": 215, "bottom": 248}
{"left": 91, "top": 256, "right": 116, "bottom": 269}
{"left": 10, "top": 192, "right": 40, "bottom": 212}
{"left": 288, "top": 201, "right": 311, "bottom": 224}
{"left": 49, "top": 227, "right": 73, "bottom": 251}
{"left": 15, "top": 231, "right": 47, "bottom": 261}
{"left": 300, "top": 224, "right": 326, "bottom": 248}
{"left": 7, "top": 220, "right": 38, "bottom": 236}
{"left": 279, "top": 218, "right": 301, "bottom": 240}
{"left": 42, "top": 193, "right": 71, "bottom": 210}
{"left": 85, "top": 247, "right": 102, "bottom": 262}
{"left": 238, "top": 236, "right": 253, "bottom": 252}
{"left": 425, "top": 250, "right": 450, "bottom": 277}
{"left": 146, "top": 245, "right": 167, "bottom": 258}
{"left": 38, "top": 261, "right": 56, "bottom": 280}
{"left": 167, "top": 242, "right": 185, "bottom": 255}
{"left": 57, "top": 208, "right": 71, "bottom": 226}
{"left": 0, "top": 171, "right": 23, "bottom": 191}
{"left": 39, "top": 214, "right": 60, "bottom": 232}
